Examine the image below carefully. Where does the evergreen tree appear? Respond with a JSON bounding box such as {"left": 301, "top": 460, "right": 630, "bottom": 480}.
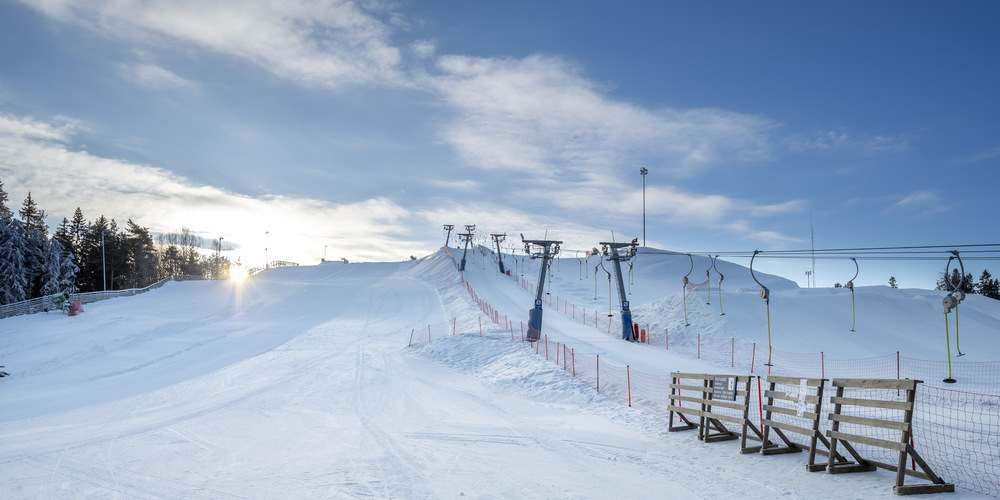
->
{"left": 124, "top": 219, "right": 158, "bottom": 288}
{"left": 69, "top": 207, "right": 87, "bottom": 256}
{"left": 37, "top": 238, "right": 64, "bottom": 297}
{"left": 0, "top": 218, "right": 30, "bottom": 304}
{"left": 0, "top": 177, "right": 11, "bottom": 221}
{"left": 18, "top": 192, "right": 48, "bottom": 235}
{"left": 889, "top": 276, "right": 898, "bottom": 289}
{"left": 977, "top": 269, "right": 1000, "bottom": 300}
{"left": 936, "top": 269, "right": 974, "bottom": 294}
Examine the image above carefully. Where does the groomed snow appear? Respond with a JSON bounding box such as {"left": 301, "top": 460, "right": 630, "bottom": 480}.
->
{"left": 0, "top": 247, "right": 994, "bottom": 498}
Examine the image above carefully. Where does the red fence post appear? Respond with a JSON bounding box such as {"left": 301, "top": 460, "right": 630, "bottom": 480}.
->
{"left": 427, "top": 324, "right": 431, "bottom": 342}
{"left": 626, "top": 366, "right": 632, "bottom": 407}
{"left": 545, "top": 335, "right": 549, "bottom": 360}
{"left": 453, "top": 317, "right": 456, "bottom": 336}
{"left": 479, "top": 316, "right": 482, "bottom": 336}
{"left": 597, "top": 354, "right": 600, "bottom": 392}
{"left": 572, "top": 348, "right": 576, "bottom": 377}
{"left": 666, "top": 328, "right": 669, "bottom": 350}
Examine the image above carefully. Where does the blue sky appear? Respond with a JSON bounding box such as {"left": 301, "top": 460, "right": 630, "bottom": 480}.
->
{"left": 0, "top": 0, "right": 997, "bottom": 288}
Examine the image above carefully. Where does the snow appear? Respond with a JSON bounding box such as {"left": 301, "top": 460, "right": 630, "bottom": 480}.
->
{"left": 0, "top": 245, "right": 995, "bottom": 498}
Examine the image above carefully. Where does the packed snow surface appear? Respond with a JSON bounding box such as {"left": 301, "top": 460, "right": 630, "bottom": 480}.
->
{"left": 0, "top": 246, "right": 995, "bottom": 498}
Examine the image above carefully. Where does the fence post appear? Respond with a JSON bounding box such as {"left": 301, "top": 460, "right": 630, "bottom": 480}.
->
{"left": 698, "top": 334, "right": 701, "bottom": 358}
{"left": 751, "top": 343, "right": 756, "bottom": 373}
{"left": 479, "top": 316, "right": 482, "bottom": 336}
{"left": 408, "top": 328, "right": 415, "bottom": 347}
{"left": 732, "top": 338, "right": 735, "bottom": 367}
{"left": 627, "top": 366, "right": 632, "bottom": 407}
{"left": 427, "top": 324, "right": 431, "bottom": 342}
{"left": 597, "top": 354, "right": 600, "bottom": 392}
{"left": 453, "top": 317, "right": 456, "bottom": 335}
{"left": 545, "top": 335, "right": 549, "bottom": 360}
{"left": 572, "top": 348, "right": 576, "bottom": 377}
{"left": 821, "top": 351, "right": 825, "bottom": 379}
{"left": 666, "top": 328, "right": 669, "bottom": 350}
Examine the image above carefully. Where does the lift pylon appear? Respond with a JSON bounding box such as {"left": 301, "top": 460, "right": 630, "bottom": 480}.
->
{"left": 443, "top": 224, "right": 454, "bottom": 247}
{"left": 522, "top": 234, "right": 562, "bottom": 342}
{"left": 457, "top": 224, "right": 475, "bottom": 271}
{"left": 599, "top": 238, "right": 639, "bottom": 342}
{"left": 490, "top": 233, "right": 507, "bottom": 274}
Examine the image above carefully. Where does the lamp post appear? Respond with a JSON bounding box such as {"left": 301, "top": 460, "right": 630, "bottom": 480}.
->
{"left": 101, "top": 229, "right": 107, "bottom": 291}
{"left": 217, "top": 236, "right": 224, "bottom": 280}
{"left": 324, "top": 245, "right": 327, "bottom": 262}
{"left": 640, "top": 167, "right": 648, "bottom": 246}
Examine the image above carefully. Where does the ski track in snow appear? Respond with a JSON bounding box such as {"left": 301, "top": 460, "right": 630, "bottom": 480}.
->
{"left": 0, "top": 248, "right": 993, "bottom": 498}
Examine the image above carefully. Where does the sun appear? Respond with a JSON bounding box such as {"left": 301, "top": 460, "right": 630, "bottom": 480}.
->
{"left": 230, "top": 265, "right": 249, "bottom": 282}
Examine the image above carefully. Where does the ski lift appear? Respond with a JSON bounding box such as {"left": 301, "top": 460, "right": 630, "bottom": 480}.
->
{"left": 712, "top": 255, "right": 725, "bottom": 316}
{"left": 750, "top": 250, "right": 773, "bottom": 367}
{"left": 942, "top": 251, "right": 967, "bottom": 383}
{"left": 682, "top": 254, "right": 693, "bottom": 327}
{"left": 846, "top": 257, "right": 858, "bottom": 332}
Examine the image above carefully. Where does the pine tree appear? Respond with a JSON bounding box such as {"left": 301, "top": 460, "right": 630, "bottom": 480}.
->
{"left": 37, "top": 238, "right": 63, "bottom": 297}
{"left": 889, "top": 276, "right": 898, "bottom": 289}
{"left": 0, "top": 218, "right": 30, "bottom": 304}
{"left": 977, "top": 270, "right": 999, "bottom": 300}
{"left": 18, "top": 192, "right": 48, "bottom": 235}
{"left": 0, "top": 177, "right": 11, "bottom": 221}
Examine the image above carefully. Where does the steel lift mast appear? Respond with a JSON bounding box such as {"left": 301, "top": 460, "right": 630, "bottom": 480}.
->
{"left": 491, "top": 233, "right": 507, "bottom": 274}
{"left": 457, "top": 224, "right": 475, "bottom": 271}
{"left": 600, "top": 238, "right": 639, "bottom": 342}
{"left": 443, "top": 224, "right": 454, "bottom": 247}
{"left": 522, "top": 234, "right": 562, "bottom": 342}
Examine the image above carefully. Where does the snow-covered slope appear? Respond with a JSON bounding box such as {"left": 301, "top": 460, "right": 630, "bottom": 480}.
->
{"left": 0, "top": 246, "right": 994, "bottom": 498}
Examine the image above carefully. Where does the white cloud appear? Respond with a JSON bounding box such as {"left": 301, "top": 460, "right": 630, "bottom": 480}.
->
{"left": 889, "top": 190, "right": 943, "bottom": 212}
{"left": 786, "top": 130, "right": 910, "bottom": 154}
{"left": 429, "top": 54, "right": 777, "bottom": 181}
{"left": 118, "top": 63, "right": 198, "bottom": 91}
{"left": 22, "top": 0, "right": 404, "bottom": 89}
{"left": 0, "top": 111, "right": 419, "bottom": 264}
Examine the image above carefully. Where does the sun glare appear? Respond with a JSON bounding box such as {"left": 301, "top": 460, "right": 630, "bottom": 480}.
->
{"left": 230, "top": 265, "right": 249, "bottom": 282}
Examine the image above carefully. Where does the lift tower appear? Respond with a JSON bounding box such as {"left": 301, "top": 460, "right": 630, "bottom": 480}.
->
{"left": 457, "top": 225, "right": 475, "bottom": 271}
{"left": 443, "top": 224, "right": 454, "bottom": 247}
{"left": 490, "top": 233, "right": 507, "bottom": 274}
{"left": 600, "top": 238, "right": 639, "bottom": 342}
{"left": 522, "top": 234, "right": 562, "bottom": 342}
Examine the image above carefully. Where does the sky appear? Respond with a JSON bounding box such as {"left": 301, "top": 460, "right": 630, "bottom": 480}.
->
{"left": 0, "top": 0, "right": 998, "bottom": 288}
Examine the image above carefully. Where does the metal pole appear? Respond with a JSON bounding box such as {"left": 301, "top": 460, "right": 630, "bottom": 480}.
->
{"left": 265, "top": 231, "right": 270, "bottom": 269}
{"left": 640, "top": 167, "right": 648, "bottom": 247}
{"left": 101, "top": 229, "right": 106, "bottom": 291}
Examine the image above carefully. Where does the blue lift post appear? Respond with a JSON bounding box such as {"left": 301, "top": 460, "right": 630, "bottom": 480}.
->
{"left": 522, "top": 234, "right": 562, "bottom": 342}
{"left": 600, "top": 238, "right": 639, "bottom": 342}
{"left": 458, "top": 224, "right": 475, "bottom": 271}
{"left": 491, "top": 233, "right": 507, "bottom": 274}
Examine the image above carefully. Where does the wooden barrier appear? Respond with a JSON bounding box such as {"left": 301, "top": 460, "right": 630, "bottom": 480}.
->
{"left": 667, "top": 372, "right": 764, "bottom": 453}
{"left": 761, "top": 375, "right": 848, "bottom": 472}
{"left": 826, "top": 378, "right": 954, "bottom": 495}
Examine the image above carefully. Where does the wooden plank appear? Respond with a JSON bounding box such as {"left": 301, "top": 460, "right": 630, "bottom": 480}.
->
{"left": 829, "top": 396, "right": 912, "bottom": 411}
{"left": 709, "top": 412, "right": 746, "bottom": 426}
{"left": 766, "top": 375, "right": 826, "bottom": 387}
{"left": 671, "top": 372, "right": 712, "bottom": 380}
{"left": 894, "top": 484, "right": 955, "bottom": 495}
{"left": 829, "top": 413, "right": 910, "bottom": 432}
{"left": 826, "top": 430, "right": 907, "bottom": 452}
{"left": 763, "top": 405, "right": 819, "bottom": 421}
{"left": 831, "top": 378, "right": 921, "bottom": 390}
{"left": 669, "top": 383, "right": 708, "bottom": 393}
{"left": 669, "top": 393, "right": 708, "bottom": 405}
{"left": 704, "top": 399, "right": 746, "bottom": 411}
{"left": 763, "top": 390, "right": 821, "bottom": 405}
{"left": 763, "top": 418, "right": 814, "bottom": 438}
{"left": 666, "top": 405, "right": 704, "bottom": 417}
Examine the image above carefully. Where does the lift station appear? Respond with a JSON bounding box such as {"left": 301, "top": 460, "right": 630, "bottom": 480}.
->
{"left": 491, "top": 233, "right": 507, "bottom": 274}
{"left": 457, "top": 224, "right": 475, "bottom": 271}
{"left": 522, "top": 234, "right": 562, "bottom": 342}
{"left": 599, "top": 238, "right": 639, "bottom": 342}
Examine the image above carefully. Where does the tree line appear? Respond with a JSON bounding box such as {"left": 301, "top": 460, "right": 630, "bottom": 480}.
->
{"left": 0, "top": 179, "right": 232, "bottom": 306}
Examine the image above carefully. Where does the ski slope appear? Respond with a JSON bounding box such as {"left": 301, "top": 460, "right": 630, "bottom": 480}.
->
{"left": 0, "top": 246, "right": 995, "bottom": 498}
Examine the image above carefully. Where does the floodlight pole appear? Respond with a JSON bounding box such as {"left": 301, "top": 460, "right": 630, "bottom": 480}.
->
{"left": 522, "top": 234, "right": 562, "bottom": 342}
{"left": 640, "top": 167, "right": 648, "bottom": 247}
{"left": 101, "top": 229, "right": 107, "bottom": 291}
{"left": 491, "top": 233, "right": 507, "bottom": 274}
{"left": 443, "top": 224, "right": 454, "bottom": 247}
{"left": 600, "top": 238, "right": 639, "bottom": 341}
{"left": 217, "top": 236, "right": 224, "bottom": 280}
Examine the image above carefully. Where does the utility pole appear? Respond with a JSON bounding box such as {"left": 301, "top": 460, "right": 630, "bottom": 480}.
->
{"left": 640, "top": 167, "right": 648, "bottom": 247}
{"left": 101, "top": 229, "right": 107, "bottom": 291}
{"left": 522, "top": 234, "right": 562, "bottom": 342}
